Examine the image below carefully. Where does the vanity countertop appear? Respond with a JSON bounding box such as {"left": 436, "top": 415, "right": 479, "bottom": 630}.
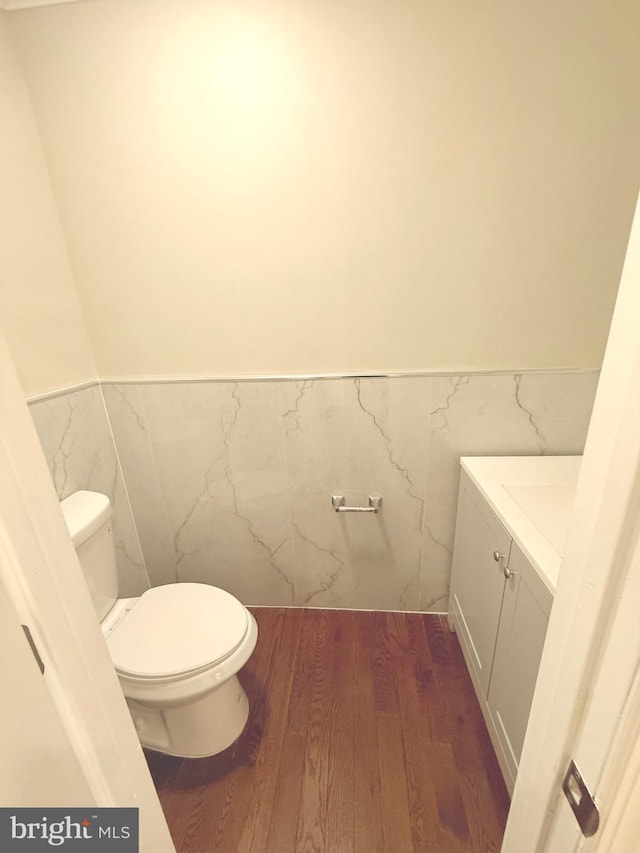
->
{"left": 460, "top": 455, "right": 582, "bottom": 594}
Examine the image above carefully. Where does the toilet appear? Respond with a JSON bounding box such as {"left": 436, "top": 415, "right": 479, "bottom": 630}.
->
{"left": 60, "top": 490, "right": 258, "bottom": 759}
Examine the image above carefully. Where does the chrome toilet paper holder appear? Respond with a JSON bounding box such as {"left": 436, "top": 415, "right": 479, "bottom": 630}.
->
{"left": 331, "top": 495, "right": 383, "bottom": 513}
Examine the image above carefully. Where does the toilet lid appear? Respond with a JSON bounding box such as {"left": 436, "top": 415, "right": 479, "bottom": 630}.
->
{"left": 107, "top": 583, "right": 249, "bottom": 680}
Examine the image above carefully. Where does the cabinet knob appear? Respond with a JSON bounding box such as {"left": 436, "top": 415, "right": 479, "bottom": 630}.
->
{"left": 493, "top": 550, "right": 514, "bottom": 578}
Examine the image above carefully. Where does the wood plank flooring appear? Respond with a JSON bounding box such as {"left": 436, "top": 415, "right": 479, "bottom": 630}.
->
{"left": 145, "top": 608, "right": 510, "bottom": 853}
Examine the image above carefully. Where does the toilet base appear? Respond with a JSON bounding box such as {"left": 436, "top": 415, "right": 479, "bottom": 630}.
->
{"left": 127, "top": 674, "right": 250, "bottom": 758}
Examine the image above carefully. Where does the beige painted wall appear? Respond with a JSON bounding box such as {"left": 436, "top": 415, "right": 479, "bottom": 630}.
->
{"left": 0, "top": 11, "right": 96, "bottom": 397}
{"left": 10, "top": 0, "right": 640, "bottom": 378}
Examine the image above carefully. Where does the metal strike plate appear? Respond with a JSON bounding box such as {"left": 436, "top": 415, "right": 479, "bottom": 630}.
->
{"left": 21, "top": 624, "right": 45, "bottom": 675}
{"left": 562, "top": 760, "right": 599, "bottom": 838}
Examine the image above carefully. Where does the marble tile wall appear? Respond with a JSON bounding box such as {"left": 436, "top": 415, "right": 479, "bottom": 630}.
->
{"left": 97, "top": 370, "right": 598, "bottom": 612}
{"left": 420, "top": 372, "right": 600, "bottom": 609}
{"left": 29, "top": 385, "right": 150, "bottom": 597}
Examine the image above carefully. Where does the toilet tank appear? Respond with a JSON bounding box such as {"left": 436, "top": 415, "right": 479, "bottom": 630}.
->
{"left": 60, "top": 491, "right": 119, "bottom": 623}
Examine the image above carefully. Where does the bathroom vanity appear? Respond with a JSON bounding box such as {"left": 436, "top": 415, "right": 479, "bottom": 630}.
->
{"left": 448, "top": 455, "right": 581, "bottom": 795}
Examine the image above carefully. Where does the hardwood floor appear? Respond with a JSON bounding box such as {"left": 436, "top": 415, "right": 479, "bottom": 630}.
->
{"left": 146, "top": 608, "right": 510, "bottom": 852}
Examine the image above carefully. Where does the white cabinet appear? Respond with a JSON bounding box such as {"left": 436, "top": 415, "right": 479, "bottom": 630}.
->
{"left": 448, "top": 469, "right": 553, "bottom": 795}
{"left": 448, "top": 479, "right": 512, "bottom": 697}
{"left": 488, "top": 540, "right": 553, "bottom": 787}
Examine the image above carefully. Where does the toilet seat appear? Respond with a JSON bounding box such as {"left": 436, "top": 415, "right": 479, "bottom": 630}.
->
{"left": 107, "top": 583, "right": 249, "bottom": 682}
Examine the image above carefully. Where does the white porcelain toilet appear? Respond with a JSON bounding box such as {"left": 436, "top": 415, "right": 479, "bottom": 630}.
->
{"left": 60, "top": 490, "right": 258, "bottom": 759}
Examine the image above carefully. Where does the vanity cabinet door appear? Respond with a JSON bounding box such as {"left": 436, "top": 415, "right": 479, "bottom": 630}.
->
{"left": 449, "top": 474, "right": 512, "bottom": 697}
{"left": 487, "top": 541, "right": 552, "bottom": 791}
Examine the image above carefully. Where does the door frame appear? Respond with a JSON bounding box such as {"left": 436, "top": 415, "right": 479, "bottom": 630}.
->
{"left": 0, "top": 330, "right": 174, "bottom": 852}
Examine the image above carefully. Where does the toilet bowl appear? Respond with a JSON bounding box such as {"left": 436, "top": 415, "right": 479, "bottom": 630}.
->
{"left": 61, "top": 490, "right": 258, "bottom": 758}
